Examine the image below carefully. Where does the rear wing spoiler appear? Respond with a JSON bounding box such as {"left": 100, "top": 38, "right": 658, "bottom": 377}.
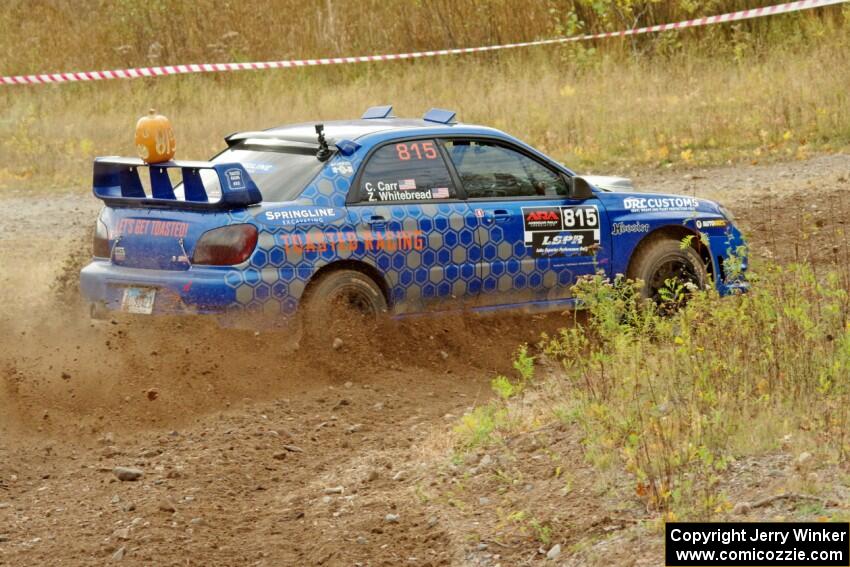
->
{"left": 92, "top": 157, "right": 262, "bottom": 210}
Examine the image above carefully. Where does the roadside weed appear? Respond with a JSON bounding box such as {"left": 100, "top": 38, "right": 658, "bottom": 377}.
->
{"left": 454, "top": 261, "right": 850, "bottom": 519}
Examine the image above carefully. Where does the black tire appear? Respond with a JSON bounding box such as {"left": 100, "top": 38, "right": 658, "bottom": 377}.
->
{"left": 628, "top": 237, "right": 708, "bottom": 306}
{"left": 301, "top": 269, "right": 388, "bottom": 344}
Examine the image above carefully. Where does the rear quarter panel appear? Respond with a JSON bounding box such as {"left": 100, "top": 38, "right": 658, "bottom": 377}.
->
{"left": 239, "top": 153, "right": 359, "bottom": 317}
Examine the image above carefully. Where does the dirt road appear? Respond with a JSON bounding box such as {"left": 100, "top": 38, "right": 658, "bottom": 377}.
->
{"left": 0, "top": 154, "right": 848, "bottom": 566}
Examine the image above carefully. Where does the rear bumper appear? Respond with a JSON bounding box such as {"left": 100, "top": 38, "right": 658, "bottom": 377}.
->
{"left": 80, "top": 260, "right": 240, "bottom": 316}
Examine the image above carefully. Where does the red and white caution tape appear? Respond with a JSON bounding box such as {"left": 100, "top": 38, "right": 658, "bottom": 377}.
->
{"left": 2, "top": 0, "right": 846, "bottom": 86}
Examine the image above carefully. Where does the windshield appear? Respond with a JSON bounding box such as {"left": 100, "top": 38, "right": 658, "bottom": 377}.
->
{"left": 176, "top": 141, "right": 326, "bottom": 203}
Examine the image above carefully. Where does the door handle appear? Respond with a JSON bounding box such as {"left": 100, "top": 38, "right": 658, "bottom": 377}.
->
{"left": 368, "top": 215, "right": 386, "bottom": 229}
{"left": 493, "top": 210, "right": 510, "bottom": 223}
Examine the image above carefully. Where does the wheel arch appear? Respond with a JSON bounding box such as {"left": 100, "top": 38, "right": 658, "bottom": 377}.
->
{"left": 626, "top": 225, "right": 713, "bottom": 279}
{"left": 302, "top": 259, "right": 392, "bottom": 307}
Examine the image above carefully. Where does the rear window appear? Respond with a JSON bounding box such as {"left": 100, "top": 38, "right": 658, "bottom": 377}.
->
{"left": 219, "top": 143, "right": 325, "bottom": 202}
{"left": 176, "top": 142, "right": 326, "bottom": 203}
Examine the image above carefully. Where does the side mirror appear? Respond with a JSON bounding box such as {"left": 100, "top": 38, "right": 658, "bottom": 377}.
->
{"left": 567, "top": 176, "right": 595, "bottom": 200}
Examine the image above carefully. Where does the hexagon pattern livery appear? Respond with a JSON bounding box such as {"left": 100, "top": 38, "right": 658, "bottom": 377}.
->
{"left": 80, "top": 113, "right": 748, "bottom": 324}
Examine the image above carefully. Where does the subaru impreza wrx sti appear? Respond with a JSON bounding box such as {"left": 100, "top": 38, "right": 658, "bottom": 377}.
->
{"left": 80, "top": 106, "right": 747, "bottom": 328}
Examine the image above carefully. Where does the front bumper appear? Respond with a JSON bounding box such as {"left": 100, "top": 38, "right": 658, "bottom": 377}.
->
{"left": 706, "top": 229, "right": 749, "bottom": 296}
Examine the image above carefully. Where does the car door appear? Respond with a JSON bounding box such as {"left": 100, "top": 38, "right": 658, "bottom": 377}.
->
{"left": 442, "top": 138, "right": 610, "bottom": 306}
{"left": 347, "top": 138, "right": 480, "bottom": 314}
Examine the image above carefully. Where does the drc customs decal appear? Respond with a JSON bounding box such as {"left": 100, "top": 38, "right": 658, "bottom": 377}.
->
{"left": 522, "top": 205, "right": 600, "bottom": 257}
{"left": 256, "top": 206, "right": 345, "bottom": 227}
{"left": 622, "top": 196, "right": 699, "bottom": 213}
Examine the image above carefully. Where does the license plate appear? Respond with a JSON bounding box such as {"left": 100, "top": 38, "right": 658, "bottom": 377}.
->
{"left": 121, "top": 287, "right": 156, "bottom": 315}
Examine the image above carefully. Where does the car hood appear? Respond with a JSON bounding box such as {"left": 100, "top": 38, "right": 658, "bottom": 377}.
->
{"left": 587, "top": 176, "right": 726, "bottom": 216}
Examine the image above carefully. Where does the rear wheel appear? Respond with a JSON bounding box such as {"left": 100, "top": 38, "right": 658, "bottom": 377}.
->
{"left": 628, "top": 238, "right": 708, "bottom": 308}
{"left": 301, "top": 269, "right": 388, "bottom": 346}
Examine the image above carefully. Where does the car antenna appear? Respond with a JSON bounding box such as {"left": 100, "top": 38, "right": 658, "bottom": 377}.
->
{"left": 315, "top": 124, "right": 332, "bottom": 161}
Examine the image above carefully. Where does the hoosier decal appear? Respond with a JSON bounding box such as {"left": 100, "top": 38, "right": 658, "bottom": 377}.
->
{"left": 521, "top": 205, "right": 601, "bottom": 257}
{"left": 611, "top": 221, "right": 650, "bottom": 236}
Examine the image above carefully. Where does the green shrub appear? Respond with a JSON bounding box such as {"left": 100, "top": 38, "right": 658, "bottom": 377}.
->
{"left": 544, "top": 263, "right": 850, "bottom": 516}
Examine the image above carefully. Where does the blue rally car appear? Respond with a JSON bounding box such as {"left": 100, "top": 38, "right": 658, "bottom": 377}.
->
{"left": 80, "top": 106, "right": 747, "bottom": 329}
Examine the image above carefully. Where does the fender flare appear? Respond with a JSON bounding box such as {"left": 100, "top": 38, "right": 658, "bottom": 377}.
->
{"left": 626, "top": 225, "right": 712, "bottom": 279}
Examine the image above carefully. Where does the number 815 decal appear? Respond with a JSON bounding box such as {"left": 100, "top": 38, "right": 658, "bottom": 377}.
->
{"left": 563, "top": 205, "right": 598, "bottom": 229}
{"left": 395, "top": 142, "right": 438, "bottom": 161}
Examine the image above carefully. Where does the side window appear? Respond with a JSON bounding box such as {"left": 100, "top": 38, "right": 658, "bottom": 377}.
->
{"left": 444, "top": 140, "right": 567, "bottom": 199}
{"left": 356, "top": 140, "right": 456, "bottom": 203}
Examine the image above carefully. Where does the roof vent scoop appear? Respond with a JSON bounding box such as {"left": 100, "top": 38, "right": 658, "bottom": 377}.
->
{"left": 361, "top": 105, "right": 394, "bottom": 119}
{"left": 423, "top": 108, "right": 457, "bottom": 124}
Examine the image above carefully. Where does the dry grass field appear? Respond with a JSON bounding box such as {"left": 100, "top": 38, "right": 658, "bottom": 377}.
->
{"left": 2, "top": 0, "right": 838, "bottom": 73}
{"left": 1, "top": 1, "right": 848, "bottom": 191}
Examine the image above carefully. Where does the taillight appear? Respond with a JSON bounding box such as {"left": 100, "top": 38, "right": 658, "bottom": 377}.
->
{"left": 192, "top": 224, "right": 258, "bottom": 266}
{"left": 93, "top": 218, "right": 110, "bottom": 258}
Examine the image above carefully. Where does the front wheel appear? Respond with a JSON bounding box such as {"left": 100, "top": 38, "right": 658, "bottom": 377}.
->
{"left": 300, "top": 269, "right": 388, "bottom": 346}
{"left": 628, "top": 238, "right": 708, "bottom": 307}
